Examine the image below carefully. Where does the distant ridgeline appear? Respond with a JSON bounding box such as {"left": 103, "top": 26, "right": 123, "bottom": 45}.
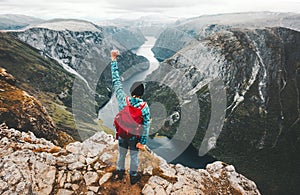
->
{"left": 0, "top": 14, "right": 44, "bottom": 30}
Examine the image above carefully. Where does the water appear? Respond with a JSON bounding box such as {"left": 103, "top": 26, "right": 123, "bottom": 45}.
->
{"left": 98, "top": 36, "right": 159, "bottom": 128}
{"left": 98, "top": 36, "right": 215, "bottom": 168}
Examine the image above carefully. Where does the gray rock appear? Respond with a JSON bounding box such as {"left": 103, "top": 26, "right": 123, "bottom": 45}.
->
{"left": 142, "top": 184, "right": 155, "bottom": 195}
{"left": 0, "top": 180, "right": 8, "bottom": 193}
{"left": 225, "top": 165, "right": 235, "bottom": 172}
{"left": 71, "top": 184, "right": 79, "bottom": 191}
{"left": 1, "top": 190, "right": 13, "bottom": 195}
{"left": 99, "top": 153, "right": 113, "bottom": 163}
{"left": 174, "top": 163, "right": 187, "bottom": 175}
{"left": 58, "top": 171, "right": 66, "bottom": 187}
{"left": 143, "top": 166, "right": 153, "bottom": 175}
{"left": 148, "top": 176, "right": 170, "bottom": 189}
{"left": 64, "top": 154, "right": 79, "bottom": 164}
{"left": 154, "top": 185, "right": 167, "bottom": 195}
{"left": 86, "top": 157, "right": 98, "bottom": 165}
{"left": 79, "top": 155, "right": 87, "bottom": 164}
{"left": 66, "top": 172, "right": 72, "bottom": 183}
{"left": 87, "top": 165, "right": 93, "bottom": 171}
{"left": 87, "top": 191, "right": 95, "bottom": 195}
{"left": 84, "top": 172, "right": 99, "bottom": 186}
{"left": 64, "top": 183, "right": 72, "bottom": 189}
{"left": 166, "top": 184, "right": 173, "bottom": 194}
{"left": 71, "top": 170, "right": 83, "bottom": 182}
{"left": 99, "top": 172, "right": 112, "bottom": 186}
{"left": 34, "top": 164, "right": 56, "bottom": 195}
{"left": 93, "top": 162, "right": 101, "bottom": 170}
{"left": 160, "top": 164, "right": 176, "bottom": 177}
{"left": 68, "top": 161, "right": 85, "bottom": 170}
{"left": 57, "top": 189, "right": 74, "bottom": 195}
{"left": 39, "top": 152, "right": 56, "bottom": 165}
{"left": 82, "top": 141, "right": 106, "bottom": 158}
{"left": 15, "top": 181, "right": 30, "bottom": 194}
{"left": 66, "top": 142, "right": 83, "bottom": 154}
{"left": 88, "top": 186, "right": 99, "bottom": 193}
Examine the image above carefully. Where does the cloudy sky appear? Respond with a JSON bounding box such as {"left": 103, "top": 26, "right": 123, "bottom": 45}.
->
{"left": 0, "top": 0, "right": 299, "bottom": 21}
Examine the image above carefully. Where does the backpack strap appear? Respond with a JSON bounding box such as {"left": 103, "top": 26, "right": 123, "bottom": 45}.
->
{"left": 126, "top": 96, "right": 130, "bottom": 106}
{"left": 139, "top": 102, "right": 146, "bottom": 110}
{"left": 127, "top": 96, "right": 146, "bottom": 110}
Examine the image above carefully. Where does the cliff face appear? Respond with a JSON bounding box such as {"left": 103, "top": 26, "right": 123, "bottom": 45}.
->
{"left": 145, "top": 27, "right": 300, "bottom": 194}
{"left": 0, "top": 123, "right": 260, "bottom": 195}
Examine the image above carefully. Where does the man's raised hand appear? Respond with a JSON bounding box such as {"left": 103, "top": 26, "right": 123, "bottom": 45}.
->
{"left": 111, "top": 50, "right": 119, "bottom": 61}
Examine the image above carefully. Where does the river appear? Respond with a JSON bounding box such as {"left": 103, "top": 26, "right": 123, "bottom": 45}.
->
{"left": 98, "top": 36, "right": 215, "bottom": 168}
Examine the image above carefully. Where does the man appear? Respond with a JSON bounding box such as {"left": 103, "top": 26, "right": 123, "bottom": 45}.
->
{"left": 110, "top": 50, "right": 151, "bottom": 185}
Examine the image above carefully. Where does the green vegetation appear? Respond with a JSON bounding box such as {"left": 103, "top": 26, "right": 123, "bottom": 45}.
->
{"left": 0, "top": 32, "right": 103, "bottom": 140}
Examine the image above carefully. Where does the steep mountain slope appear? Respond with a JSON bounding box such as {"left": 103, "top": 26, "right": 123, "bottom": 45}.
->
{"left": 152, "top": 12, "right": 300, "bottom": 61}
{"left": 0, "top": 32, "right": 85, "bottom": 140}
{"left": 145, "top": 27, "right": 300, "bottom": 194}
{"left": 0, "top": 14, "right": 43, "bottom": 30}
{"left": 0, "top": 68, "right": 73, "bottom": 146}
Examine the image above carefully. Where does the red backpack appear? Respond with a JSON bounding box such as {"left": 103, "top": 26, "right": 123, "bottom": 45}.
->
{"left": 114, "top": 97, "right": 146, "bottom": 139}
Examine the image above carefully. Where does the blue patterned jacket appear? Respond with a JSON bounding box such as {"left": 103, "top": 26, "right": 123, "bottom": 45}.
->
{"left": 111, "top": 60, "right": 150, "bottom": 145}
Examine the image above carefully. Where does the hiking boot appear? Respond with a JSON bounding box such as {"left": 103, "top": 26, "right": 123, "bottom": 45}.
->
{"left": 130, "top": 173, "right": 141, "bottom": 185}
{"left": 113, "top": 170, "right": 125, "bottom": 181}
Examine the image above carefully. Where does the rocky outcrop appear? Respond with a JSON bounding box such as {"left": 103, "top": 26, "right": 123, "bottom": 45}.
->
{"left": 0, "top": 68, "right": 73, "bottom": 146}
{"left": 0, "top": 123, "right": 260, "bottom": 195}
{"left": 145, "top": 27, "right": 300, "bottom": 194}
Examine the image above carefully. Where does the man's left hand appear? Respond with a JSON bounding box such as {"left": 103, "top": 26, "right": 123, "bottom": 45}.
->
{"left": 136, "top": 143, "right": 146, "bottom": 150}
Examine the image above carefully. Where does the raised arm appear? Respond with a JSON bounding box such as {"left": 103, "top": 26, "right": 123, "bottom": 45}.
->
{"left": 111, "top": 50, "right": 126, "bottom": 111}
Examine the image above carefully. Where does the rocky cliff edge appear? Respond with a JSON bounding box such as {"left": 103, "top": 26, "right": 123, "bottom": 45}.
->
{"left": 0, "top": 123, "right": 260, "bottom": 195}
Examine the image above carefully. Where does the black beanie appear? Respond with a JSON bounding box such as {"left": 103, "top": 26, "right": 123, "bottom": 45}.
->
{"left": 130, "top": 81, "right": 144, "bottom": 97}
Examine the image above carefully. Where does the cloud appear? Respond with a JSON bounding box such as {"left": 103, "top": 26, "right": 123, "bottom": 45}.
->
{"left": 0, "top": 0, "right": 299, "bottom": 21}
{"left": 105, "top": 0, "right": 220, "bottom": 12}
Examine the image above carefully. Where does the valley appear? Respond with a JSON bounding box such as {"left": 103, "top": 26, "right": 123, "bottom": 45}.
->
{"left": 0, "top": 12, "right": 299, "bottom": 194}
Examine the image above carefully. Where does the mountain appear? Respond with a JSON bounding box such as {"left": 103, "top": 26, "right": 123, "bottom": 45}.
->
{"left": 98, "top": 14, "right": 178, "bottom": 37}
{"left": 10, "top": 19, "right": 148, "bottom": 83}
{"left": 0, "top": 123, "right": 260, "bottom": 194}
{"left": 6, "top": 19, "right": 149, "bottom": 139}
{"left": 0, "top": 14, "right": 43, "bottom": 30}
{"left": 145, "top": 26, "right": 300, "bottom": 194}
{"left": 152, "top": 12, "right": 300, "bottom": 61}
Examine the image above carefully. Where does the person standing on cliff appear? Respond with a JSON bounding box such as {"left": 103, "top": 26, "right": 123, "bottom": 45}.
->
{"left": 110, "top": 50, "right": 151, "bottom": 185}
